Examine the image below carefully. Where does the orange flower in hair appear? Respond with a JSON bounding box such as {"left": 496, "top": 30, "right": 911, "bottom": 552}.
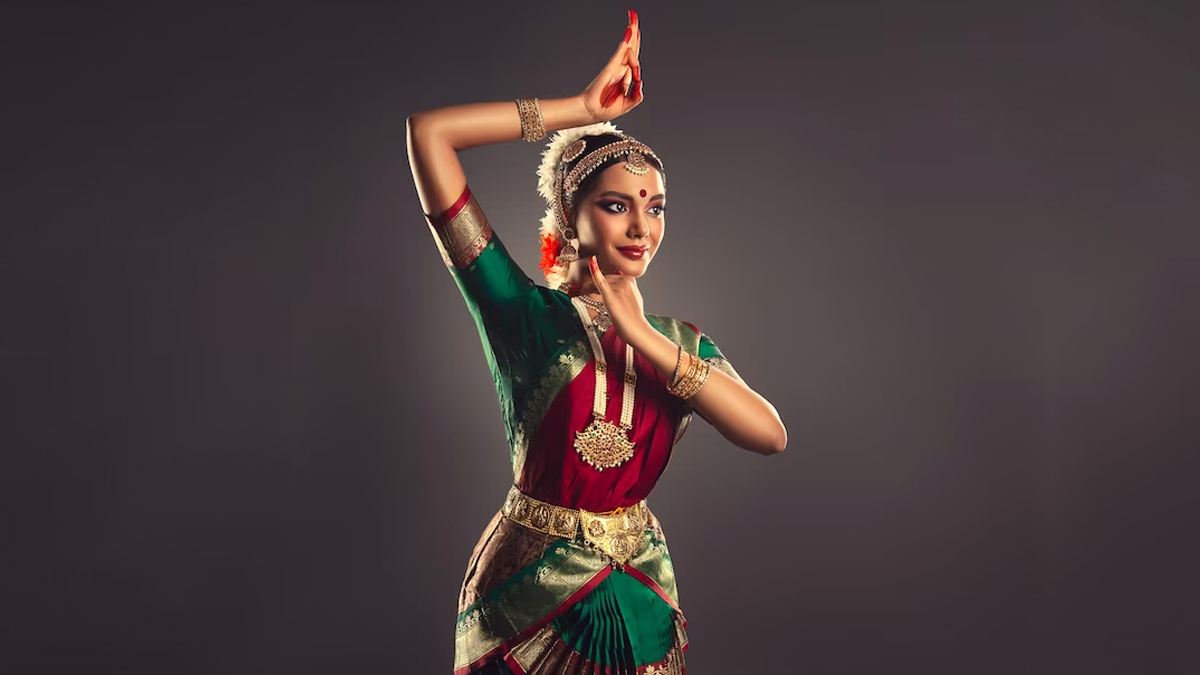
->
{"left": 538, "top": 232, "right": 562, "bottom": 274}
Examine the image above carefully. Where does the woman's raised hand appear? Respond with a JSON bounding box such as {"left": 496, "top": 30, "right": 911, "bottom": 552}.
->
{"left": 579, "top": 10, "right": 644, "bottom": 124}
{"left": 588, "top": 255, "right": 652, "bottom": 347}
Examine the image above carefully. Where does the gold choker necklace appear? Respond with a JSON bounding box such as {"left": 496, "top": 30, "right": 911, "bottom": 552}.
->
{"left": 575, "top": 294, "right": 612, "bottom": 333}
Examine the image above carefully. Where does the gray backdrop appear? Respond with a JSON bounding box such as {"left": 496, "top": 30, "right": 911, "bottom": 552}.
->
{"left": 4, "top": 0, "right": 1198, "bottom": 673}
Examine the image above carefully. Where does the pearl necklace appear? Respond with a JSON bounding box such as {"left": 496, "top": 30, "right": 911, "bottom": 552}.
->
{"left": 570, "top": 296, "right": 636, "bottom": 471}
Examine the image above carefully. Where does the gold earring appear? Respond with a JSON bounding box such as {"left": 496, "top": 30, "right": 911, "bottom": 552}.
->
{"left": 557, "top": 233, "right": 579, "bottom": 265}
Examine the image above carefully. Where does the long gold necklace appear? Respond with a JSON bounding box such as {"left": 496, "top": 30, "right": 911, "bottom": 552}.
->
{"left": 570, "top": 296, "right": 636, "bottom": 471}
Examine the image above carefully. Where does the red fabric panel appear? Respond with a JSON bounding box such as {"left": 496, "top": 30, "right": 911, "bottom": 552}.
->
{"left": 518, "top": 325, "right": 696, "bottom": 512}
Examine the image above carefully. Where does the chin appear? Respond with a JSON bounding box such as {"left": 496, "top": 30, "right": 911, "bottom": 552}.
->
{"left": 613, "top": 259, "right": 650, "bottom": 277}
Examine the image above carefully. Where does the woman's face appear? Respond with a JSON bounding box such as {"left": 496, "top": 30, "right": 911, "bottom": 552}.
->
{"left": 571, "top": 162, "right": 666, "bottom": 277}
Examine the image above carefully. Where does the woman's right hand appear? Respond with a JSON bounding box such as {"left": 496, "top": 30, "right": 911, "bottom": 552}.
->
{"left": 579, "top": 10, "right": 644, "bottom": 124}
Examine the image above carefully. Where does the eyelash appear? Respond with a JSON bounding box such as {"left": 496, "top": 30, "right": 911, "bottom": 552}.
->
{"left": 600, "top": 201, "right": 666, "bottom": 216}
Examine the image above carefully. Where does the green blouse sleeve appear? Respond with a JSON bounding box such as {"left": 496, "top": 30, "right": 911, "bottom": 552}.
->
{"left": 682, "top": 330, "right": 744, "bottom": 427}
{"left": 425, "top": 184, "right": 539, "bottom": 323}
{"left": 698, "top": 331, "right": 744, "bottom": 384}
{"left": 425, "top": 184, "right": 565, "bottom": 460}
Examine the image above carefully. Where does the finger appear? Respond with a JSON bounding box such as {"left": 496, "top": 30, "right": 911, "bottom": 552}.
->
{"left": 588, "top": 256, "right": 611, "bottom": 297}
{"left": 591, "top": 256, "right": 619, "bottom": 291}
{"left": 607, "top": 14, "right": 635, "bottom": 67}
{"left": 631, "top": 10, "right": 641, "bottom": 61}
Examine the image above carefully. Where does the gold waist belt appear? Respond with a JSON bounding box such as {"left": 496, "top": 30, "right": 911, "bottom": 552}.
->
{"left": 502, "top": 485, "right": 648, "bottom": 567}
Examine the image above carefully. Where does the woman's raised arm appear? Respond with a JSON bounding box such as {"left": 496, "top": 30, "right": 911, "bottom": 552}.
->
{"left": 406, "top": 11, "right": 643, "bottom": 217}
{"left": 406, "top": 97, "right": 593, "bottom": 217}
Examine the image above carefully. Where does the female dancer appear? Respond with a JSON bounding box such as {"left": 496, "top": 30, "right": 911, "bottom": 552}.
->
{"left": 406, "top": 10, "right": 786, "bottom": 674}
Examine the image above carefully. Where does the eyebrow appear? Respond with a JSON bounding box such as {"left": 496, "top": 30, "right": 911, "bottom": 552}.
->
{"left": 597, "top": 190, "right": 665, "bottom": 201}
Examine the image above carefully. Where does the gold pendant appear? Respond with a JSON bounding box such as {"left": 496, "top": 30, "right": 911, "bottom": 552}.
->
{"left": 574, "top": 418, "right": 635, "bottom": 471}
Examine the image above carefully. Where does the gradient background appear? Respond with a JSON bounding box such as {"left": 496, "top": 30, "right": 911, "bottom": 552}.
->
{"left": 4, "top": 0, "right": 1198, "bottom": 673}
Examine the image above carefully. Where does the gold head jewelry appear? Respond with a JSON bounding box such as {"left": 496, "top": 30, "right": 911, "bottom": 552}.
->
{"left": 534, "top": 121, "right": 666, "bottom": 290}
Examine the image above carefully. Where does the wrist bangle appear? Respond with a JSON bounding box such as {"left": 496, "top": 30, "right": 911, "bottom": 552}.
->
{"left": 670, "top": 344, "right": 684, "bottom": 387}
{"left": 668, "top": 353, "right": 712, "bottom": 400}
{"left": 515, "top": 98, "right": 546, "bottom": 142}
{"left": 667, "top": 352, "right": 699, "bottom": 399}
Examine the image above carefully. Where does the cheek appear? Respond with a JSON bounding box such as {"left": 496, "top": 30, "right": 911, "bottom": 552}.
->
{"left": 590, "top": 214, "right": 624, "bottom": 244}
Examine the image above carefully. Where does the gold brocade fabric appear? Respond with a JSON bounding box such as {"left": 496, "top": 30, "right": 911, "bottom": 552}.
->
{"left": 507, "top": 622, "right": 687, "bottom": 675}
{"left": 454, "top": 502, "right": 680, "bottom": 673}
{"left": 427, "top": 192, "right": 495, "bottom": 269}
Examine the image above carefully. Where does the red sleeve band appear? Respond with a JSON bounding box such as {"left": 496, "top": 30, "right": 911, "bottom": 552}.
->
{"left": 426, "top": 184, "right": 473, "bottom": 227}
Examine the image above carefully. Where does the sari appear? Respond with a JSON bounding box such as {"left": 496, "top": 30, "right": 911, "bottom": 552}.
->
{"left": 425, "top": 184, "right": 742, "bottom": 675}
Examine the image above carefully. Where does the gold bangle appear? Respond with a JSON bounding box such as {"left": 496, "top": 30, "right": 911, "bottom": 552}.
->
{"left": 689, "top": 358, "right": 713, "bottom": 398}
{"left": 515, "top": 98, "right": 546, "bottom": 142}
{"left": 675, "top": 352, "right": 698, "bottom": 392}
{"left": 671, "top": 355, "right": 712, "bottom": 400}
{"left": 670, "top": 344, "right": 684, "bottom": 387}
{"left": 667, "top": 352, "right": 699, "bottom": 398}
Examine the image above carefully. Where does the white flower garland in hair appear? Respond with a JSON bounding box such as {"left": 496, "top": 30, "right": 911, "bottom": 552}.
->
{"left": 535, "top": 121, "right": 623, "bottom": 289}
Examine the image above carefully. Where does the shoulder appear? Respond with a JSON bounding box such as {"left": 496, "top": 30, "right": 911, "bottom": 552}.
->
{"left": 644, "top": 312, "right": 702, "bottom": 352}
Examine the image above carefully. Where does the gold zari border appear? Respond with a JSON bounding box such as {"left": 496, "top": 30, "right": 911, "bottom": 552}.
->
{"left": 512, "top": 338, "right": 591, "bottom": 480}
{"left": 705, "top": 356, "right": 743, "bottom": 384}
{"left": 507, "top": 622, "right": 686, "bottom": 675}
{"left": 427, "top": 193, "right": 494, "bottom": 269}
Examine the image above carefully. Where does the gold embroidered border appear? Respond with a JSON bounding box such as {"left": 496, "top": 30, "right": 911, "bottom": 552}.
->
{"left": 507, "top": 623, "right": 686, "bottom": 675}
{"left": 705, "top": 356, "right": 743, "bottom": 383}
{"left": 427, "top": 193, "right": 494, "bottom": 269}
{"left": 453, "top": 539, "right": 610, "bottom": 671}
{"left": 646, "top": 314, "right": 701, "bottom": 356}
{"left": 627, "top": 513, "right": 681, "bottom": 609}
{"left": 511, "top": 338, "right": 590, "bottom": 480}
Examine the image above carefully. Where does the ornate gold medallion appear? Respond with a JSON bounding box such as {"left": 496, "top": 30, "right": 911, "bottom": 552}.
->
{"left": 574, "top": 418, "right": 635, "bottom": 471}
{"left": 570, "top": 296, "right": 637, "bottom": 472}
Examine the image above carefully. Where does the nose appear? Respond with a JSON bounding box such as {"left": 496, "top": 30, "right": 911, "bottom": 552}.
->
{"left": 628, "top": 209, "right": 649, "bottom": 238}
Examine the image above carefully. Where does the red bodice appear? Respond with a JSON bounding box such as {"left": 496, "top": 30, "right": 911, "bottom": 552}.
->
{"left": 516, "top": 324, "right": 694, "bottom": 512}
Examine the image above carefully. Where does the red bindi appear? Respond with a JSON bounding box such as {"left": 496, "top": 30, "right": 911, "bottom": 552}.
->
{"left": 639, "top": 189, "right": 647, "bottom": 197}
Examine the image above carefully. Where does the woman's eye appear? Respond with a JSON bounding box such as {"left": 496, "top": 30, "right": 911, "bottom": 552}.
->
{"left": 601, "top": 201, "right": 666, "bottom": 216}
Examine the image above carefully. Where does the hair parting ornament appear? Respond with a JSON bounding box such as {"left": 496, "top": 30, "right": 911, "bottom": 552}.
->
{"left": 531, "top": 118, "right": 666, "bottom": 292}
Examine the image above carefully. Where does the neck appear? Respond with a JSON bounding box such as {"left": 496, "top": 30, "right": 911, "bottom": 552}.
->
{"left": 563, "top": 259, "right": 602, "bottom": 300}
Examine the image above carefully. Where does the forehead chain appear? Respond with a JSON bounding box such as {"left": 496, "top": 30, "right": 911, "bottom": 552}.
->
{"left": 552, "top": 137, "right": 665, "bottom": 233}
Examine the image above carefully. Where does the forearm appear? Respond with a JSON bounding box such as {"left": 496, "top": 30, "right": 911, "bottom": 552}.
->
{"left": 407, "top": 96, "right": 594, "bottom": 216}
{"left": 409, "top": 96, "right": 595, "bottom": 152}
{"left": 628, "top": 325, "right": 788, "bottom": 456}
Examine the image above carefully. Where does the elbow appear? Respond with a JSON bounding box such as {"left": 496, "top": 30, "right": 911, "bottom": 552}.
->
{"left": 406, "top": 113, "right": 436, "bottom": 141}
{"left": 759, "top": 424, "right": 788, "bottom": 456}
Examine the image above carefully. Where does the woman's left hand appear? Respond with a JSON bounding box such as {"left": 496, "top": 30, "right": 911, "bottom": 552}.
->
{"left": 589, "top": 255, "right": 653, "bottom": 347}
